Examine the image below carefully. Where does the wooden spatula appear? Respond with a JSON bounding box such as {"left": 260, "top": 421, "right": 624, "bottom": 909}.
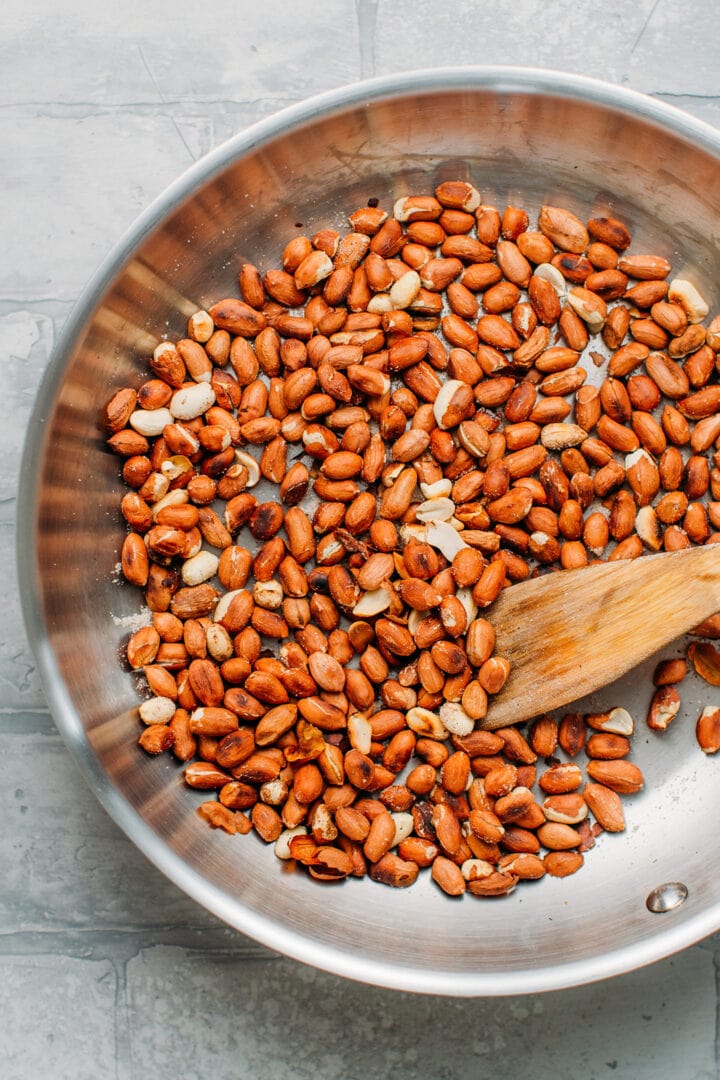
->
{"left": 480, "top": 545, "right": 720, "bottom": 731}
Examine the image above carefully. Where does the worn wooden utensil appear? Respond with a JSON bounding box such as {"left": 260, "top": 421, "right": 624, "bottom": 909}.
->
{"left": 481, "top": 545, "right": 720, "bottom": 730}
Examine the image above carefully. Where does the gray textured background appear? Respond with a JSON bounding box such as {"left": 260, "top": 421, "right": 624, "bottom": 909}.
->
{"left": 3, "top": 1, "right": 720, "bottom": 1077}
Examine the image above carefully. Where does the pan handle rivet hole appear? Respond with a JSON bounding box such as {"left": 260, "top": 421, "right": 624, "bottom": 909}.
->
{"left": 646, "top": 882, "right": 689, "bottom": 913}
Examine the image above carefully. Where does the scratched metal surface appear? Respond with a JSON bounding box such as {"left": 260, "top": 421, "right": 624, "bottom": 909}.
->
{"left": 4, "top": 2, "right": 720, "bottom": 1078}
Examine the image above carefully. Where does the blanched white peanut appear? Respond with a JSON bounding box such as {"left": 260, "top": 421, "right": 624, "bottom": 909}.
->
{"left": 253, "top": 579, "right": 284, "bottom": 609}
{"left": 407, "top": 608, "right": 423, "bottom": 638}
{"left": 635, "top": 505, "right": 662, "bottom": 551}
{"left": 439, "top": 701, "right": 475, "bottom": 737}
{"left": 590, "top": 706, "right": 635, "bottom": 736}
{"left": 367, "top": 293, "right": 393, "bottom": 314}
{"left": 138, "top": 696, "right": 176, "bottom": 725}
{"left": 420, "top": 479, "right": 452, "bottom": 499}
{"left": 533, "top": 263, "right": 566, "bottom": 296}
{"left": 416, "top": 497, "right": 455, "bottom": 523}
{"left": 161, "top": 454, "right": 193, "bottom": 481}
{"left": 348, "top": 713, "right": 372, "bottom": 755}
{"left": 129, "top": 407, "right": 174, "bottom": 437}
{"left": 389, "top": 270, "right": 421, "bottom": 310}
{"left": 425, "top": 520, "right": 469, "bottom": 560}
{"left": 260, "top": 778, "right": 289, "bottom": 806}
{"left": 205, "top": 623, "right": 233, "bottom": 661}
{"left": 390, "top": 812, "right": 414, "bottom": 847}
{"left": 353, "top": 588, "right": 392, "bottom": 617}
{"left": 169, "top": 382, "right": 216, "bottom": 420}
{"left": 188, "top": 310, "right": 214, "bottom": 342}
{"left": 182, "top": 550, "right": 219, "bottom": 586}
{"left": 567, "top": 289, "right": 605, "bottom": 333}
{"left": 668, "top": 278, "right": 709, "bottom": 323}
{"left": 456, "top": 587, "right": 478, "bottom": 625}
{"left": 234, "top": 450, "right": 260, "bottom": 488}
{"left": 274, "top": 826, "right": 307, "bottom": 860}
{"left": 605, "top": 707, "right": 635, "bottom": 735}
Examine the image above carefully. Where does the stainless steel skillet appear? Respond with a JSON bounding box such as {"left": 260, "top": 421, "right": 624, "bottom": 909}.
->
{"left": 17, "top": 67, "right": 720, "bottom": 995}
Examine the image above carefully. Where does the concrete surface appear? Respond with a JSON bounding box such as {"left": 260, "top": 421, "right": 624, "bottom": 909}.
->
{"left": 3, "top": 1, "right": 720, "bottom": 1077}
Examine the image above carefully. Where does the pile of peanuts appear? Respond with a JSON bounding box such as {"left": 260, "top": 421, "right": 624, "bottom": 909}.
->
{"left": 104, "top": 179, "right": 720, "bottom": 897}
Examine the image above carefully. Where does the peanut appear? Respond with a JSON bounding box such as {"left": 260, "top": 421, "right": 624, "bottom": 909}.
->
{"left": 104, "top": 182, "right": 720, "bottom": 905}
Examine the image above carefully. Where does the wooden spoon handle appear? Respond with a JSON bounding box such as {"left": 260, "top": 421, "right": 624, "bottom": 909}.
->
{"left": 480, "top": 544, "right": 720, "bottom": 730}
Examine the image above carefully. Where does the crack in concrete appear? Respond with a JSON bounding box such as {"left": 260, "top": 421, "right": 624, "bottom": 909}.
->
{"left": 0, "top": 715, "right": 55, "bottom": 736}
{"left": 0, "top": 97, "right": 296, "bottom": 112}
{"left": 111, "top": 956, "right": 132, "bottom": 1080}
{"left": 654, "top": 92, "right": 720, "bottom": 102}
{"left": 355, "top": 0, "right": 378, "bottom": 80}
{"left": 0, "top": 926, "right": 277, "bottom": 963}
{"left": 0, "top": 298, "right": 75, "bottom": 305}
{"left": 631, "top": 0, "right": 662, "bottom": 54}
{"left": 136, "top": 45, "right": 196, "bottom": 164}
{"left": 0, "top": 707, "right": 53, "bottom": 714}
